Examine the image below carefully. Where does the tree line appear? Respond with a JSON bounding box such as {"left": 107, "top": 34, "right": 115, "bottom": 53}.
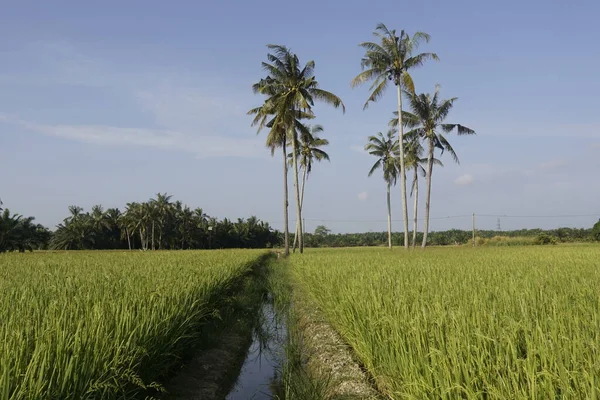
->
{"left": 0, "top": 194, "right": 279, "bottom": 252}
{"left": 304, "top": 224, "right": 600, "bottom": 248}
{"left": 0, "top": 200, "right": 51, "bottom": 253}
{"left": 2, "top": 196, "right": 598, "bottom": 252}
{"left": 249, "top": 23, "right": 477, "bottom": 256}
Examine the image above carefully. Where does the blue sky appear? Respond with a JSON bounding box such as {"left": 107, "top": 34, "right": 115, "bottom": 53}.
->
{"left": 1, "top": 0, "right": 599, "bottom": 233}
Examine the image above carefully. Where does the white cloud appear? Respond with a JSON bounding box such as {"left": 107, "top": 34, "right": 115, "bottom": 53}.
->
{"left": 538, "top": 158, "right": 568, "bottom": 171}
{"left": 1, "top": 115, "right": 265, "bottom": 158}
{"left": 455, "top": 174, "right": 474, "bottom": 186}
{"left": 357, "top": 191, "right": 368, "bottom": 201}
{"left": 1, "top": 41, "right": 264, "bottom": 160}
{"left": 135, "top": 85, "right": 248, "bottom": 131}
{"left": 0, "top": 39, "right": 261, "bottom": 160}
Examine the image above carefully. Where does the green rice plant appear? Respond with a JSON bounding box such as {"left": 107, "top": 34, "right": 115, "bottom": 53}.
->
{"left": 268, "top": 265, "right": 339, "bottom": 400}
{"left": 0, "top": 250, "right": 267, "bottom": 399}
{"left": 289, "top": 246, "right": 600, "bottom": 399}
{"left": 481, "top": 235, "right": 538, "bottom": 246}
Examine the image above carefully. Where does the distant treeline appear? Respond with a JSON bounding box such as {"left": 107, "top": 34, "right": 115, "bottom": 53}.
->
{"left": 0, "top": 194, "right": 279, "bottom": 252}
{"left": 0, "top": 207, "right": 51, "bottom": 253}
{"left": 302, "top": 225, "right": 600, "bottom": 248}
{"left": 2, "top": 197, "right": 599, "bottom": 252}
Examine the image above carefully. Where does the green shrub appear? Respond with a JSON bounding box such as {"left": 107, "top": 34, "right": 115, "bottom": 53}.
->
{"left": 534, "top": 233, "right": 557, "bottom": 245}
{"left": 592, "top": 219, "right": 600, "bottom": 241}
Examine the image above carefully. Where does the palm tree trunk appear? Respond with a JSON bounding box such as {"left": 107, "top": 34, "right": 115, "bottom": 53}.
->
{"left": 291, "top": 133, "right": 303, "bottom": 253}
{"left": 158, "top": 227, "right": 162, "bottom": 250}
{"left": 412, "top": 166, "right": 419, "bottom": 248}
{"left": 151, "top": 221, "right": 155, "bottom": 250}
{"left": 396, "top": 84, "right": 409, "bottom": 249}
{"left": 422, "top": 139, "right": 435, "bottom": 248}
{"left": 299, "top": 165, "right": 307, "bottom": 252}
{"left": 386, "top": 181, "right": 392, "bottom": 249}
{"left": 126, "top": 227, "right": 131, "bottom": 250}
{"left": 292, "top": 224, "right": 298, "bottom": 252}
{"left": 292, "top": 166, "right": 308, "bottom": 252}
{"left": 282, "top": 143, "right": 290, "bottom": 256}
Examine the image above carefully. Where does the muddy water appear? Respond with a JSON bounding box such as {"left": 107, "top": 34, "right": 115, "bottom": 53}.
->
{"left": 226, "top": 302, "right": 285, "bottom": 399}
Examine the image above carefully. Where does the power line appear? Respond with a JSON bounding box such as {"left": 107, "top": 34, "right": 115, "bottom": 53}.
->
{"left": 477, "top": 213, "right": 600, "bottom": 219}
{"left": 270, "top": 212, "right": 600, "bottom": 224}
{"left": 285, "top": 215, "right": 473, "bottom": 223}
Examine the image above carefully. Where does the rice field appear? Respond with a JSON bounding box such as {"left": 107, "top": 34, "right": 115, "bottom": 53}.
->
{"left": 0, "top": 250, "right": 267, "bottom": 400}
{"left": 289, "top": 246, "right": 600, "bottom": 399}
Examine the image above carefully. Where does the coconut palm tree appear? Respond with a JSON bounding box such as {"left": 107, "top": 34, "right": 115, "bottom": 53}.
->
{"left": 123, "top": 202, "right": 151, "bottom": 251}
{"left": 248, "top": 97, "right": 291, "bottom": 255}
{"left": 88, "top": 205, "right": 110, "bottom": 249}
{"left": 403, "top": 137, "right": 425, "bottom": 248}
{"left": 288, "top": 124, "right": 330, "bottom": 252}
{"left": 66, "top": 205, "right": 84, "bottom": 223}
{"left": 250, "top": 44, "right": 344, "bottom": 255}
{"left": 51, "top": 206, "right": 95, "bottom": 250}
{"left": 403, "top": 87, "right": 475, "bottom": 247}
{"left": 152, "top": 192, "right": 173, "bottom": 250}
{"left": 0, "top": 209, "right": 23, "bottom": 252}
{"left": 365, "top": 130, "right": 399, "bottom": 249}
{"left": 90, "top": 205, "right": 107, "bottom": 230}
{"left": 390, "top": 113, "right": 443, "bottom": 248}
{"left": 177, "top": 205, "right": 195, "bottom": 249}
{"left": 351, "top": 24, "right": 438, "bottom": 249}
{"left": 119, "top": 207, "right": 135, "bottom": 250}
{"left": 403, "top": 136, "right": 444, "bottom": 247}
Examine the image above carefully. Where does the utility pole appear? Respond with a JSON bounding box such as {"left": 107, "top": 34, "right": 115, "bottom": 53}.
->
{"left": 497, "top": 218, "right": 501, "bottom": 231}
{"left": 472, "top": 213, "right": 476, "bottom": 247}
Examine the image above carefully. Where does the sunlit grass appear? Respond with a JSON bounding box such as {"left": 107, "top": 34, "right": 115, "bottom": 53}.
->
{"left": 0, "top": 250, "right": 266, "bottom": 399}
{"left": 290, "top": 246, "right": 600, "bottom": 399}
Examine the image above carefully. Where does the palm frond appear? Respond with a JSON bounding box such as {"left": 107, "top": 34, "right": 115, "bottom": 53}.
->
{"left": 411, "top": 31, "right": 432, "bottom": 47}
{"left": 389, "top": 110, "right": 419, "bottom": 128}
{"left": 401, "top": 71, "right": 416, "bottom": 93}
{"left": 404, "top": 52, "right": 439, "bottom": 71}
{"left": 310, "top": 124, "right": 324, "bottom": 134}
{"left": 310, "top": 89, "right": 345, "bottom": 113}
{"left": 436, "top": 97, "right": 457, "bottom": 122}
{"left": 312, "top": 148, "right": 330, "bottom": 162}
{"left": 368, "top": 159, "right": 382, "bottom": 176}
{"left": 363, "top": 79, "right": 388, "bottom": 109}
{"left": 455, "top": 124, "right": 476, "bottom": 135}
{"left": 437, "top": 134, "right": 460, "bottom": 164}
{"left": 374, "top": 23, "right": 395, "bottom": 38}
{"left": 351, "top": 68, "right": 383, "bottom": 88}
{"left": 410, "top": 170, "right": 419, "bottom": 196}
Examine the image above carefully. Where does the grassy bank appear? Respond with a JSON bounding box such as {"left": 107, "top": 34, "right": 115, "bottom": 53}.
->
{"left": 289, "top": 246, "right": 600, "bottom": 398}
{"left": 268, "top": 260, "right": 379, "bottom": 400}
{"left": 0, "top": 250, "right": 268, "bottom": 399}
{"left": 162, "top": 255, "right": 273, "bottom": 399}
